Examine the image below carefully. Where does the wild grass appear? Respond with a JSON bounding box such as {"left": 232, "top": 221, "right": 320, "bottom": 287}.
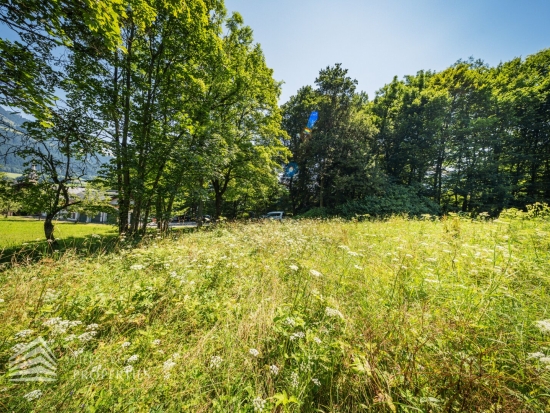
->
{"left": 0, "top": 211, "right": 549, "bottom": 412}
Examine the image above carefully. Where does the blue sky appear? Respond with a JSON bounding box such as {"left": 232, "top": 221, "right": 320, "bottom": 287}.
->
{"left": 224, "top": 0, "right": 550, "bottom": 103}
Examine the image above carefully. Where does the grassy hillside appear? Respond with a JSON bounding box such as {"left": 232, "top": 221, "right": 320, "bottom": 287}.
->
{"left": 0, "top": 213, "right": 549, "bottom": 412}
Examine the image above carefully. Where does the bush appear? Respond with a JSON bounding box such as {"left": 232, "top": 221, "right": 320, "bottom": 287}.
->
{"left": 335, "top": 184, "right": 441, "bottom": 218}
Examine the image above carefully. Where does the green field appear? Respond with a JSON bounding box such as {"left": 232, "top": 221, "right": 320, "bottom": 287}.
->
{"left": 0, "top": 214, "right": 549, "bottom": 412}
{"left": 0, "top": 217, "right": 117, "bottom": 249}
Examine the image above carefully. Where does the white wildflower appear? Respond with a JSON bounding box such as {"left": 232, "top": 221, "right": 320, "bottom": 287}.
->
{"left": 535, "top": 320, "right": 550, "bottom": 334}
{"left": 310, "top": 269, "right": 322, "bottom": 277}
{"left": 163, "top": 359, "right": 176, "bottom": 372}
{"left": 14, "top": 329, "right": 33, "bottom": 339}
{"left": 23, "top": 390, "right": 43, "bottom": 401}
{"left": 126, "top": 354, "right": 139, "bottom": 364}
{"left": 425, "top": 257, "right": 437, "bottom": 262}
{"left": 284, "top": 317, "right": 296, "bottom": 326}
{"left": 86, "top": 323, "right": 99, "bottom": 331}
{"left": 210, "top": 355, "right": 223, "bottom": 368}
{"left": 252, "top": 397, "right": 267, "bottom": 412}
{"left": 528, "top": 352, "right": 545, "bottom": 359}
{"left": 78, "top": 331, "right": 97, "bottom": 342}
{"left": 152, "top": 339, "right": 161, "bottom": 346}
{"left": 171, "top": 352, "right": 181, "bottom": 360}
{"left": 290, "top": 331, "right": 305, "bottom": 341}
{"left": 43, "top": 289, "right": 59, "bottom": 302}
{"left": 312, "top": 378, "right": 321, "bottom": 386}
{"left": 64, "top": 334, "right": 77, "bottom": 342}
{"left": 289, "top": 265, "right": 299, "bottom": 271}
{"left": 290, "top": 371, "right": 299, "bottom": 388}
{"left": 313, "top": 337, "right": 322, "bottom": 344}
{"left": 539, "top": 357, "right": 550, "bottom": 364}
{"left": 249, "top": 348, "right": 260, "bottom": 357}
{"left": 91, "top": 234, "right": 101, "bottom": 238}
{"left": 72, "top": 348, "right": 85, "bottom": 357}
{"left": 130, "top": 264, "right": 144, "bottom": 271}
{"left": 0, "top": 298, "right": 4, "bottom": 304}
{"left": 347, "top": 251, "right": 359, "bottom": 256}
{"left": 325, "top": 307, "right": 344, "bottom": 319}
{"left": 121, "top": 341, "right": 131, "bottom": 348}
{"left": 424, "top": 278, "right": 440, "bottom": 284}
{"left": 405, "top": 254, "right": 413, "bottom": 258}
{"left": 338, "top": 245, "right": 350, "bottom": 250}
{"left": 269, "top": 365, "right": 279, "bottom": 375}
{"left": 354, "top": 265, "right": 363, "bottom": 270}
{"left": 123, "top": 365, "right": 134, "bottom": 373}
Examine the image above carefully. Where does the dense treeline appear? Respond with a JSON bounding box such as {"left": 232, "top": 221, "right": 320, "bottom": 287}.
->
{"left": 0, "top": 0, "right": 288, "bottom": 239}
{"left": 282, "top": 51, "right": 550, "bottom": 217}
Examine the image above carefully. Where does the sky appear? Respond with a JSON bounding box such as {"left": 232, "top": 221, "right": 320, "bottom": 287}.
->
{"left": 224, "top": 0, "right": 550, "bottom": 104}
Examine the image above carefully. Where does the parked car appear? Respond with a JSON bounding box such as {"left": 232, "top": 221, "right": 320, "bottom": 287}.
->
{"left": 262, "top": 211, "right": 284, "bottom": 221}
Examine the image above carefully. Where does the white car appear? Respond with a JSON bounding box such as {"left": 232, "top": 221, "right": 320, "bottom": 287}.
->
{"left": 263, "top": 211, "right": 284, "bottom": 221}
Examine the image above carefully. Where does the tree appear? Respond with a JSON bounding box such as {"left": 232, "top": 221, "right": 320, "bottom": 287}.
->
{"left": 14, "top": 107, "right": 103, "bottom": 242}
{"left": 0, "top": 172, "right": 20, "bottom": 217}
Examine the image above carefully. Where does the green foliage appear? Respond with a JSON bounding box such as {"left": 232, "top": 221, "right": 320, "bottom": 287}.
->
{"left": 335, "top": 183, "right": 441, "bottom": 218}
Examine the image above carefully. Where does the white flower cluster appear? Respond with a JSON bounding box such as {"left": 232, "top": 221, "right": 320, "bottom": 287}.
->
{"left": 325, "top": 307, "right": 344, "bottom": 319}
{"left": 527, "top": 352, "right": 545, "bottom": 359}
{"left": 312, "top": 378, "right": 321, "bottom": 386}
{"left": 86, "top": 323, "right": 99, "bottom": 331}
{"left": 269, "top": 365, "right": 279, "bottom": 376}
{"left": 290, "top": 371, "right": 299, "bottom": 388}
{"left": 284, "top": 317, "right": 296, "bottom": 327}
{"left": 72, "top": 348, "right": 85, "bottom": 357}
{"left": 210, "top": 355, "right": 223, "bottom": 368}
{"left": 289, "top": 265, "right": 299, "bottom": 271}
{"left": 535, "top": 320, "right": 550, "bottom": 334}
{"left": 249, "top": 348, "right": 260, "bottom": 357}
{"left": 163, "top": 358, "right": 177, "bottom": 378}
{"left": 43, "top": 318, "right": 82, "bottom": 336}
{"left": 78, "top": 331, "right": 97, "bottom": 342}
{"left": 23, "top": 390, "right": 43, "bottom": 402}
{"left": 309, "top": 269, "right": 322, "bottom": 277}
{"left": 126, "top": 354, "right": 139, "bottom": 364}
{"left": 43, "top": 288, "right": 59, "bottom": 303}
{"left": 252, "top": 397, "right": 266, "bottom": 412}
{"left": 152, "top": 339, "right": 161, "bottom": 346}
{"left": 14, "top": 329, "right": 34, "bottom": 339}
{"left": 121, "top": 341, "right": 131, "bottom": 348}
{"left": 123, "top": 365, "right": 134, "bottom": 374}
{"left": 313, "top": 336, "right": 322, "bottom": 344}
{"left": 290, "top": 332, "right": 305, "bottom": 341}
{"left": 130, "top": 264, "right": 144, "bottom": 271}
{"left": 0, "top": 298, "right": 5, "bottom": 303}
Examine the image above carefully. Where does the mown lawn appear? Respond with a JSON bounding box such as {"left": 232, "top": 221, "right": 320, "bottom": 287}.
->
{"left": 0, "top": 217, "right": 117, "bottom": 249}
{"left": 0, "top": 212, "right": 549, "bottom": 412}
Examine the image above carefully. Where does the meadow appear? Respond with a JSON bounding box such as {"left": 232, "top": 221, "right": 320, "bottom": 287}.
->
{"left": 0, "top": 210, "right": 549, "bottom": 412}
{"left": 0, "top": 217, "right": 117, "bottom": 249}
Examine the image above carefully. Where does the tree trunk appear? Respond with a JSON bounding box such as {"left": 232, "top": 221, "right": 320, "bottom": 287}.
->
{"left": 44, "top": 215, "right": 56, "bottom": 245}
{"left": 215, "top": 191, "right": 222, "bottom": 220}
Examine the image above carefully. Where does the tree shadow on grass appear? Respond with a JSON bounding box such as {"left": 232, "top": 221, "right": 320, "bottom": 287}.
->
{"left": 0, "top": 225, "right": 199, "bottom": 268}
{"left": 0, "top": 233, "right": 122, "bottom": 267}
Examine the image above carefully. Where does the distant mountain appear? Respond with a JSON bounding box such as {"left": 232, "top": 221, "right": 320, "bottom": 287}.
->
{"left": 0, "top": 106, "right": 109, "bottom": 177}
{"left": 0, "top": 106, "right": 26, "bottom": 173}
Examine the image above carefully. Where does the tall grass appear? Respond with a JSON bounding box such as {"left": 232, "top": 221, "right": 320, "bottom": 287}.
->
{"left": 0, "top": 211, "right": 549, "bottom": 412}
